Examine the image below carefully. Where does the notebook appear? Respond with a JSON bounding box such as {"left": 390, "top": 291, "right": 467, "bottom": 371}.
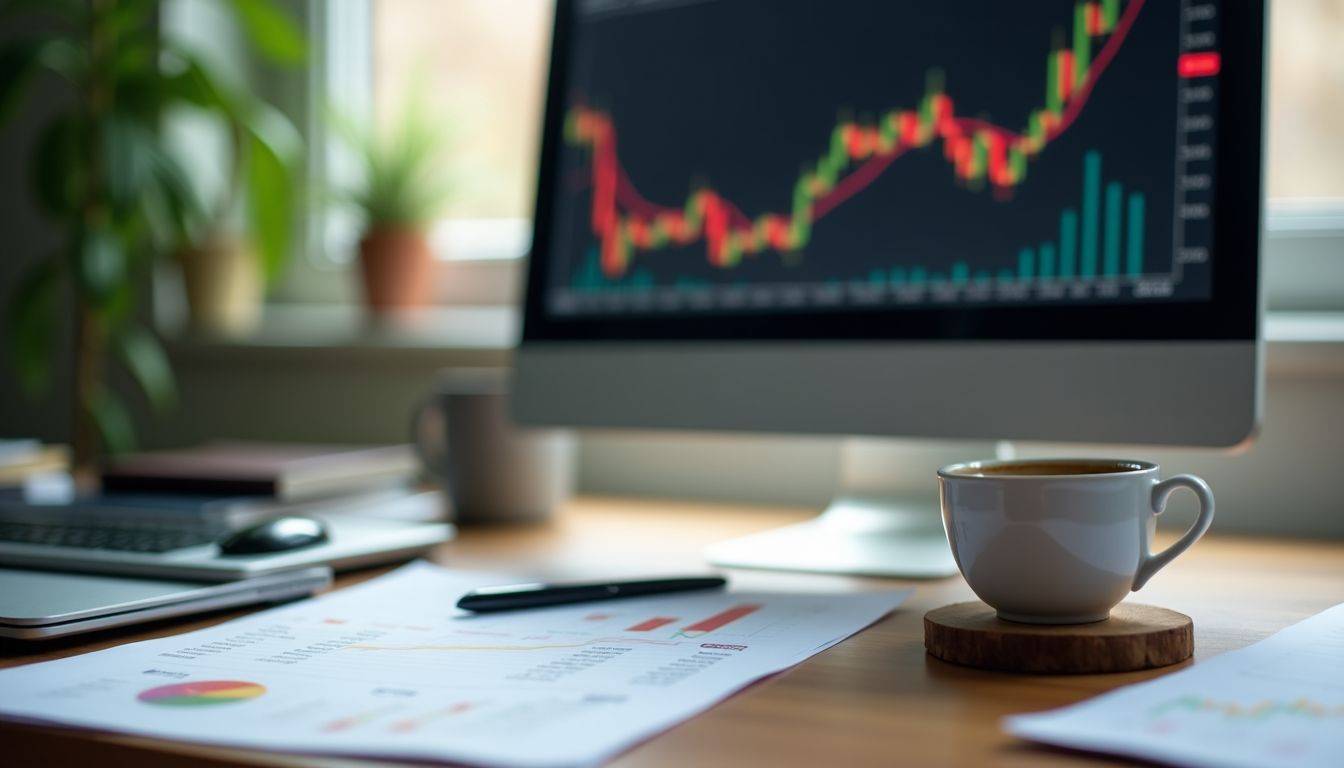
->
{"left": 101, "top": 442, "right": 419, "bottom": 500}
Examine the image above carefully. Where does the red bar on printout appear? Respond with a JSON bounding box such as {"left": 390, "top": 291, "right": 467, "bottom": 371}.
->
{"left": 626, "top": 617, "right": 677, "bottom": 632}
{"left": 1177, "top": 51, "right": 1221, "bottom": 78}
{"left": 683, "top": 604, "right": 762, "bottom": 633}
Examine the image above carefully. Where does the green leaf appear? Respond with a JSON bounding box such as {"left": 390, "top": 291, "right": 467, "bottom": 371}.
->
{"left": 328, "top": 83, "right": 454, "bottom": 228}
{"left": 160, "top": 47, "right": 235, "bottom": 112}
{"left": 108, "top": 39, "right": 155, "bottom": 83}
{"left": 5, "top": 259, "right": 61, "bottom": 397}
{"left": 243, "top": 104, "right": 302, "bottom": 282}
{"left": 102, "top": 114, "right": 158, "bottom": 212}
{"left": 100, "top": 272, "right": 138, "bottom": 328}
{"left": 32, "top": 114, "right": 87, "bottom": 217}
{"left": 85, "top": 385, "right": 135, "bottom": 455}
{"left": 99, "top": 0, "right": 156, "bottom": 46}
{"left": 157, "top": 147, "right": 203, "bottom": 240}
{"left": 116, "top": 324, "right": 176, "bottom": 413}
{"left": 141, "top": 143, "right": 202, "bottom": 249}
{"left": 33, "top": 38, "right": 83, "bottom": 81}
{"left": 0, "top": 37, "right": 84, "bottom": 126}
{"left": 229, "top": 0, "right": 307, "bottom": 66}
{"left": 246, "top": 133, "right": 292, "bottom": 281}
{"left": 75, "top": 227, "right": 127, "bottom": 304}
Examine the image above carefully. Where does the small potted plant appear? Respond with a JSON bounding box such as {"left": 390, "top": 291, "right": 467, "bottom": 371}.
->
{"left": 332, "top": 94, "right": 453, "bottom": 316}
{"left": 175, "top": 95, "right": 304, "bottom": 338}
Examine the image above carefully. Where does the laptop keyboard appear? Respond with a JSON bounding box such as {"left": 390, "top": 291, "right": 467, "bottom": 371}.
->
{"left": 0, "top": 518, "right": 225, "bottom": 553}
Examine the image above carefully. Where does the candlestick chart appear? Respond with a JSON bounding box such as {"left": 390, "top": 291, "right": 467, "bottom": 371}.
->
{"left": 543, "top": 0, "right": 1220, "bottom": 316}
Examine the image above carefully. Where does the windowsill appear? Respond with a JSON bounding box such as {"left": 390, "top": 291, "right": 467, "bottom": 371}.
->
{"left": 1263, "top": 312, "right": 1344, "bottom": 378}
{"left": 166, "top": 305, "right": 1344, "bottom": 361}
{"left": 164, "top": 304, "right": 517, "bottom": 364}
{"left": 1264, "top": 312, "right": 1344, "bottom": 344}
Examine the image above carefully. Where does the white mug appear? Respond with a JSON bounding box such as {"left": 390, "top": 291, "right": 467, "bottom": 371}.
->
{"left": 937, "top": 459, "right": 1214, "bottom": 624}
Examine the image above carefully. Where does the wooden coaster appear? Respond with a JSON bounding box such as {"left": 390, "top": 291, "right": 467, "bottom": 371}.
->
{"left": 924, "top": 601, "right": 1193, "bottom": 674}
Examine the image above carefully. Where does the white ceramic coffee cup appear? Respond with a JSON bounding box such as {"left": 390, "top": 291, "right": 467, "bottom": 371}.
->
{"left": 936, "top": 458, "right": 1214, "bottom": 624}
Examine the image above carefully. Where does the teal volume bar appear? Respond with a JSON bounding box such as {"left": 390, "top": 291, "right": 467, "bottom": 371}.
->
{"left": 574, "top": 248, "right": 605, "bottom": 290}
{"left": 1127, "top": 192, "right": 1146, "bottom": 277}
{"left": 951, "top": 262, "right": 970, "bottom": 285}
{"left": 1018, "top": 248, "right": 1034, "bottom": 280}
{"left": 1012, "top": 149, "right": 1145, "bottom": 287}
{"left": 574, "top": 247, "right": 655, "bottom": 291}
{"left": 1059, "top": 208, "right": 1078, "bottom": 279}
{"left": 1080, "top": 151, "right": 1101, "bottom": 278}
{"left": 1104, "top": 181, "right": 1123, "bottom": 277}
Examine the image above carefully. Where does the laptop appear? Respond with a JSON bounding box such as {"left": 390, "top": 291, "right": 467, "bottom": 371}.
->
{"left": 0, "top": 567, "right": 332, "bottom": 640}
{"left": 0, "top": 490, "right": 454, "bottom": 582}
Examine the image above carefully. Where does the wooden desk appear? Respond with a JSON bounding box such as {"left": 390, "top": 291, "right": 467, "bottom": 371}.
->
{"left": 4, "top": 497, "right": 1343, "bottom": 767}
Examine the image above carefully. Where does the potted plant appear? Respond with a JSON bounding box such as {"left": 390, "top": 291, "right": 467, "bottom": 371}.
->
{"left": 1, "top": 0, "right": 305, "bottom": 471}
{"left": 173, "top": 75, "right": 304, "bottom": 337}
{"left": 332, "top": 93, "right": 453, "bottom": 316}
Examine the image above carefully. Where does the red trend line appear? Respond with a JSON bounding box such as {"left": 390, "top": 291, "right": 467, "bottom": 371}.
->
{"left": 812, "top": 145, "right": 908, "bottom": 220}
{"left": 572, "top": 0, "right": 1146, "bottom": 277}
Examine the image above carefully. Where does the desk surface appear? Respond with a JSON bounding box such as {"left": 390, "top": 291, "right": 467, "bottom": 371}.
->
{"left": 4, "top": 497, "right": 1343, "bottom": 768}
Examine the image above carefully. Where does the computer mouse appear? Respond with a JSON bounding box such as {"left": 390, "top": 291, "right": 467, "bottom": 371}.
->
{"left": 218, "top": 516, "right": 329, "bottom": 556}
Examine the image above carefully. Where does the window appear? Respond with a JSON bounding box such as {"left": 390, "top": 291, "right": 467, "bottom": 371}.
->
{"left": 1266, "top": 0, "right": 1344, "bottom": 201}
{"left": 316, "top": 0, "right": 550, "bottom": 279}
{"left": 303, "top": 0, "right": 1342, "bottom": 309}
{"left": 1263, "top": 0, "right": 1344, "bottom": 311}
{"left": 374, "top": 0, "right": 551, "bottom": 226}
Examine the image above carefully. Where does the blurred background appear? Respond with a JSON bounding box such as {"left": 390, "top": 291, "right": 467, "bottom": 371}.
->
{"left": 1, "top": 0, "right": 1342, "bottom": 537}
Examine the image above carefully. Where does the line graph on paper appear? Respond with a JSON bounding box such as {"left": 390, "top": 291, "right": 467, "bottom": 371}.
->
{"left": 1136, "top": 694, "right": 1344, "bottom": 764}
{"left": 1008, "top": 604, "right": 1344, "bottom": 768}
{"left": 0, "top": 562, "right": 911, "bottom": 766}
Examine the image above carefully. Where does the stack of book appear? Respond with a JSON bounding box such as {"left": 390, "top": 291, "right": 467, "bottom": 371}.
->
{"left": 95, "top": 442, "right": 439, "bottom": 529}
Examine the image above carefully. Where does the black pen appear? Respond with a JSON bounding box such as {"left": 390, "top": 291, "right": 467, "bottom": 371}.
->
{"left": 456, "top": 576, "right": 728, "bottom": 613}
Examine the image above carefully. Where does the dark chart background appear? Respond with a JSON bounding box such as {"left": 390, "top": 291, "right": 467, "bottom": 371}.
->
{"left": 542, "top": 0, "right": 1221, "bottom": 319}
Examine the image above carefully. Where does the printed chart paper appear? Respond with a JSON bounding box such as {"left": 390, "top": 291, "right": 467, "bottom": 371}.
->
{"left": 0, "top": 562, "right": 908, "bottom": 768}
{"left": 1006, "top": 602, "right": 1344, "bottom": 768}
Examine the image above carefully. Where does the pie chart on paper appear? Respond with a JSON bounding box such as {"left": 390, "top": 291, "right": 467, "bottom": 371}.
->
{"left": 137, "top": 680, "right": 266, "bottom": 707}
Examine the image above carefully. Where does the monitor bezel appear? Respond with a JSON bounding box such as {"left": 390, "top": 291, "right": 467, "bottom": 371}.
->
{"left": 521, "top": 0, "right": 1264, "bottom": 343}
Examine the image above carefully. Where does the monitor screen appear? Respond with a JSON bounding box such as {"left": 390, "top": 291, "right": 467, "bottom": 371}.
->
{"left": 523, "top": 0, "right": 1261, "bottom": 342}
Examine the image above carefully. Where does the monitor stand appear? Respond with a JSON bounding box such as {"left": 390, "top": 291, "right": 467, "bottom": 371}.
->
{"left": 702, "top": 439, "right": 1009, "bottom": 578}
{"left": 702, "top": 493, "right": 958, "bottom": 578}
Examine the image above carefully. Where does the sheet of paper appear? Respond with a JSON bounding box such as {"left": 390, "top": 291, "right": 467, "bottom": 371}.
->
{"left": 1005, "top": 602, "right": 1344, "bottom": 768}
{"left": 0, "top": 562, "right": 908, "bottom": 768}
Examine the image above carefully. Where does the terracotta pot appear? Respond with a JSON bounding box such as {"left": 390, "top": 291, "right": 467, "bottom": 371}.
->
{"left": 358, "top": 227, "right": 433, "bottom": 314}
{"left": 179, "top": 234, "right": 263, "bottom": 337}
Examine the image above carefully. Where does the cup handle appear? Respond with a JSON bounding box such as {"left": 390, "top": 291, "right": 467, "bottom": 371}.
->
{"left": 410, "top": 396, "right": 451, "bottom": 491}
{"left": 1132, "top": 474, "right": 1215, "bottom": 591}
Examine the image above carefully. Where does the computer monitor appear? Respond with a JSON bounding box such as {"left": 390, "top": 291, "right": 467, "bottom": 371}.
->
{"left": 514, "top": 0, "right": 1265, "bottom": 576}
